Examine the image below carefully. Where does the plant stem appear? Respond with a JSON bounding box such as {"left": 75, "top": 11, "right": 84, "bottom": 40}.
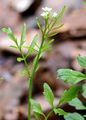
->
{"left": 18, "top": 47, "right": 31, "bottom": 77}
{"left": 28, "top": 33, "right": 45, "bottom": 120}
{"left": 45, "top": 110, "right": 53, "bottom": 120}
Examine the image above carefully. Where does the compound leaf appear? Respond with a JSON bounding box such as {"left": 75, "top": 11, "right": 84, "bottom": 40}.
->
{"left": 57, "top": 69, "right": 86, "bottom": 84}
{"left": 69, "top": 97, "right": 86, "bottom": 110}
{"left": 59, "top": 86, "right": 81, "bottom": 105}
{"left": 64, "top": 112, "right": 85, "bottom": 120}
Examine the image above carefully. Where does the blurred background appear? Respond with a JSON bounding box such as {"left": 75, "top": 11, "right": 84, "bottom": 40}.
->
{"left": 0, "top": 0, "right": 86, "bottom": 120}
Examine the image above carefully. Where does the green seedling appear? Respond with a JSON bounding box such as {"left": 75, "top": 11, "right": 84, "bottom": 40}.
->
{"left": 57, "top": 55, "right": 86, "bottom": 120}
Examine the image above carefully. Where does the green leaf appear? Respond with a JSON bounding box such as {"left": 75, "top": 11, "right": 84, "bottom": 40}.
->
{"left": 77, "top": 56, "right": 86, "bottom": 69}
{"left": 34, "top": 112, "right": 41, "bottom": 120}
{"left": 2, "top": 28, "right": 18, "bottom": 44}
{"left": 83, "top": 115, "right": 86, "bottom": 118}
{"left": 53, "top": 108, "right": 68, "bottom": 116}
{"left": 32, "top": 53, "right": 42, "bottom": 72}
{"left": 30, "top": 34, "right": 38, "bottom": 48}
{"left": 48, "top": 31, "right": 60, "bottom": 37}
{"left": 64, "top": 112, "right": 85, "bottom": 120}
{"left": 9, "top": 45, "right": 17, "bottom": 49}
{"left": 28, "top": 34, "right": 39, "bottom": 55}
{"left": 55, "top": 6, "right": 66, "bottom": 23}
{"left": 47, "top": 39, "right": 54, "bottom": 44}
{"left": 69, "top": 97, "right": 86, "bottom": 110}
{"left": 57, "top": 69, "right": 86, "bottom": 84}
{"left": 59, "top": 86, "right": 81, "bottom": 105}
{"left": 82, "top": 84, "right": 86, "bottom": 98}
{"left": 36, "top": 17, "right": 41, "bottom": 30}
{"left": 25, "top": 47, "right": 38, "bottom": 59}
{"left": 20, "top": 23, "right": 26, "bottom": 48}
{"left": 30, "top": 99, "right": 43, "bottom": 115}
{"left": 42, "top": 39, "right": 54, "bottom": 52}
{"left": 32, "top": 56, "right": 38, "bottom": 71}
{"left": 43, "top": 83, "right": 54, "bottom": 107}
{"left": 42, "top": 45, "right": 50, "bottom": 52}
{"left": 33, "top": 55, "right": 38, "bottom": 66}
{"left": 52, "top": 23, "right": 64, "bottom": 30}
{"left": 17, "top": 57, "right": 24, "bottom": 62}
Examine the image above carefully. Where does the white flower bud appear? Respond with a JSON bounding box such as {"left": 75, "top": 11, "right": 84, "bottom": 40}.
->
{"left": 53, "top": 12, "right": 57, "bottom": 18}
{"left": 41, "top": 12, "right": 49, "bottom": 17}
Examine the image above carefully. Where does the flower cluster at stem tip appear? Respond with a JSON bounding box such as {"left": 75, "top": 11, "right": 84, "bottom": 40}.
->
{"left": 41, "top": 7, "right": 57, "bottom": 19}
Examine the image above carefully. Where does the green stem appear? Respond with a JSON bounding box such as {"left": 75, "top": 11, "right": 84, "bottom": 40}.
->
{"left": 45, "top": 110, "right": 53, "bottom": 120}
{"left": 19, "top": 47, "right": 31, "bottom": 77}
{"left": 17, "top": 46, "right": 31, "bottom": 119}
{"left": 28, "top": 33, "right": 45, "bottom": 120}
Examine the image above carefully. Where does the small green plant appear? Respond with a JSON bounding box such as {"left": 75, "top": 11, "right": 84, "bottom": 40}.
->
{"left": 2, "top": 6, "right": 66, "bottom": 120}
{"left": 30, "top": 57, "right": 86, "bottom": 120}
{"left": 57, "top": 55, "right": 86, "bottom": 120}
{"left": 2, "top": 6, "right": 86, "bottom": 120}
